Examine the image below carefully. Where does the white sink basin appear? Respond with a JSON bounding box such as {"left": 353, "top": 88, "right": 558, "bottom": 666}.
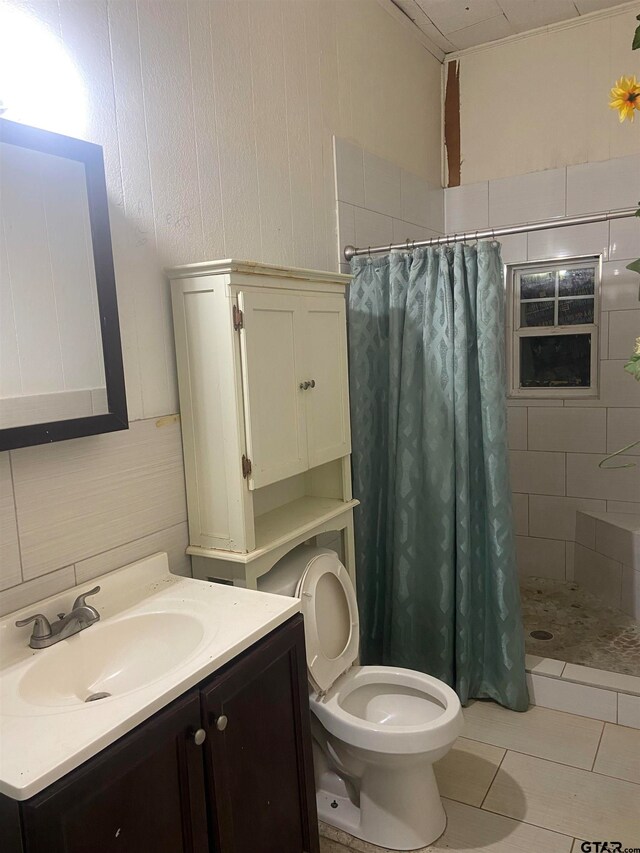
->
{"left": 18, "top": 612, "right": 204, "bottom": 708}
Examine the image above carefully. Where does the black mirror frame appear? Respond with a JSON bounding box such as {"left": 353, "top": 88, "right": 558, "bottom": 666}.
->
{"left": 0, "top": 119, "right": 128, "bottom": 451}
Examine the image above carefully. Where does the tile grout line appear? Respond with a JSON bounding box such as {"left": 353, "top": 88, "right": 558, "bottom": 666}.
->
{"left": 478, "top": 748, "right": 508, "bottom": 809}
{"left": 459, "top": 738, "right": 640, "bottom": 781}
{"left": 589, "top": 720, "right": 606, "bottom": 772}
{"left": 481, "top": 795, "right": 598, "bottom": 845}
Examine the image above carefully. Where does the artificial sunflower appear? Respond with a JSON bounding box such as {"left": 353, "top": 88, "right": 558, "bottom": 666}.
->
{"left": 609, "top": 75, "right": 640, "bottom": 122}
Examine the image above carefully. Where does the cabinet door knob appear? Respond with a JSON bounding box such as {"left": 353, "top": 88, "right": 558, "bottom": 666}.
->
{"left": 299, "top": 381, "right": 311, "bottom": 390}
{"left": 192, "top": 728, "right": 207, "bottom": 746}
{"left": 309, "top": 379, "right": 316, "bottom": 388}
{"left": 215, "top": 714, "right": 228, "bottom": 732}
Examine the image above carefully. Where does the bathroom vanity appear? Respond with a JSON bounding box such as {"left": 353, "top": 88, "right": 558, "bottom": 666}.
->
{"left": 0, "top": 555, "right": 319, "bottom": 853}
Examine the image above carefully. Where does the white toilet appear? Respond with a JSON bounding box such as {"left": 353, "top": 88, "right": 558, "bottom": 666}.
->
{"left": 259, "top": 545, "right": 464, "bottom": 850}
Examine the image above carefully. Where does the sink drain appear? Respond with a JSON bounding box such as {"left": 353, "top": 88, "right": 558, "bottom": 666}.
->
{"left": 530, "top": 630, "right": 554, "bottom": 641}
{"left": 85, "top": 691, "right": 111, "bottom": 702}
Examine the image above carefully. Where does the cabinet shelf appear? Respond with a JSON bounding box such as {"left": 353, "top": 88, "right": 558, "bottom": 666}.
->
{"left": 188, "top": 497, "right": 359, "bottom": 565}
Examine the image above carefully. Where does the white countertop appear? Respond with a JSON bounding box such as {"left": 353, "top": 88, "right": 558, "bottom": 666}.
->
{"left": 0, "top": 553, "right": 300, "bottom": 800}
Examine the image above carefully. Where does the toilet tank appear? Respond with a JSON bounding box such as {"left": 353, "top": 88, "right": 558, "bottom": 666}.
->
{"left": 258, "top": 545, "right": 337, "bottom": 597}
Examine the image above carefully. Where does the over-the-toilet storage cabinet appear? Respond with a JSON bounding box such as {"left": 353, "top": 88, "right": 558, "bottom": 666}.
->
{"left": 169, "top": 260, "right": 358, "bottom": 589}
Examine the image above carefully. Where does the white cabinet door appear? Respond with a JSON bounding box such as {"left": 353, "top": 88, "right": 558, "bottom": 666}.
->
{"left": 238, "top": 291, "right": 308, "bottom": 489}
{"left": 302, "top": 296, "right": 351, "bottom": 468}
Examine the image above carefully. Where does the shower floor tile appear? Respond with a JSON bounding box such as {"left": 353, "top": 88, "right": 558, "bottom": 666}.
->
{"left": 521, "top": 576, "right": 640, "bottom": 677}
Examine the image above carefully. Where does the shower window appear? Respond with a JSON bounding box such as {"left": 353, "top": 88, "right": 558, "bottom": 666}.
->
{"left": 507, "top": 256, "right": 601, "bottom": 399}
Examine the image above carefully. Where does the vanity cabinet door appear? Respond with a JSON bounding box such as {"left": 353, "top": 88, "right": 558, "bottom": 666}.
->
{"left": 200, "top": 614, "right": 319, "bottom": 853}
{"left": 19, "top": 690, "right": 208, "bottom": 853}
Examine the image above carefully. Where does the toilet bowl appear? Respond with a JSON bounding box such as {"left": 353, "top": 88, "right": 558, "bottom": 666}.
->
{"left": 259, "top": 545, "right": 464, "bottom": 850}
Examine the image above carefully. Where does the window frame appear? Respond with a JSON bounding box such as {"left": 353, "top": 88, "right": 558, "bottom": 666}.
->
{"left": 505, "top": 254, "right": 602, "bottom": 400}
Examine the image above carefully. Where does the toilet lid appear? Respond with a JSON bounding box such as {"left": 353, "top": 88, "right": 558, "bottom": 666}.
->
{"left": 296, "top": 552, "right": 359, "bottom": 694}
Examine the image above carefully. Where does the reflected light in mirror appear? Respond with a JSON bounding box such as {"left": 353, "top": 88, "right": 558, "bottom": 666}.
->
{"left": 0, "top": 6, "right": 85, "bottom": 138}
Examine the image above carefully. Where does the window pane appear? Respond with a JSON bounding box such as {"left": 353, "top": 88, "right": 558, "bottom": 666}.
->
{"left": 520, "top": 334, "right": 591, "bottom": 388}
{"left": 520, "top": 271, "right": 556, "bottom": 299}
{"left": 558, "top": 298, "right": 594, "bottom": 325}
{"left": 521, "top": 301, "right": 555, "bottom": 327}
{"left": 558, "top": 267, "right": 595, "bottom": 296}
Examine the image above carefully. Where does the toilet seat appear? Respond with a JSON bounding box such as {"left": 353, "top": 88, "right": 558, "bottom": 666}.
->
{"left": 310, "top": 665, "right": 462, "bottom": 754}
{"left": 296, "top": 552, "right": 359, "bottom": 694}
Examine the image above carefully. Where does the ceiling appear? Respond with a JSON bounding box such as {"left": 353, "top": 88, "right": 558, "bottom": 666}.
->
{"left": 391, "top": 0, "right": 629, "bottom": 53}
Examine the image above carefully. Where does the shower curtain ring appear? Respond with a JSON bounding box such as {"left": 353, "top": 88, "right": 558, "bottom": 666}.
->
{"left": 412, "top": 239, "right": 416, "bottom": 251}
{"left": 367, "top": 246, "right": 371, "bottom": 258}
{"left": 406, "top": 239, "right": 410, "bottom": 252}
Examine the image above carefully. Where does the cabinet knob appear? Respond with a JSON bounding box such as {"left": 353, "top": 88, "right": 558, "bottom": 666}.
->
{"left": 299, "top": 381, "right": 311, "bottom": 390}
{"left": 215, "top": 714, "right": 228, "bottom": 732}
{"left": 192, "top": 728, "right": 207, "bottom": 746}
{"left": 309, "top": 379, "right": 316, "bottom": 388}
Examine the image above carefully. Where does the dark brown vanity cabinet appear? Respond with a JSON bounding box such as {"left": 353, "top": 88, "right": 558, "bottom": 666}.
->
{"left": 202, "top": 613, "right": 318, "bottom": 853}
{"left": 1, "top": 616, "right": 319, "bottom": 853}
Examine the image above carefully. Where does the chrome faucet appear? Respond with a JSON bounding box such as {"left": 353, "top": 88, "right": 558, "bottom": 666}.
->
{"left": 15, "top": 586, "right": 101, "bottom": 649}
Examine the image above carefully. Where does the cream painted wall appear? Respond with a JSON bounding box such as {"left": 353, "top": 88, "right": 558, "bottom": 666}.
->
{"left": 456, "top": 5, "right": 640, "bottom": 184}
{"left": 0, "top": 0, "right": 442, "bottom": 614}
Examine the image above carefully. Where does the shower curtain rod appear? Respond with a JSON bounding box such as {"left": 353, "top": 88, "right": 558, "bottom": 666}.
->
{"left": 343, "top": 207, "right": 637, "bottom": 261}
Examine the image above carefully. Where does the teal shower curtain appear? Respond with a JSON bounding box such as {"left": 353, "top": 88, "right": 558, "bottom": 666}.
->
{"left": 349, "top": 243, "right": 529, "bottom": 712}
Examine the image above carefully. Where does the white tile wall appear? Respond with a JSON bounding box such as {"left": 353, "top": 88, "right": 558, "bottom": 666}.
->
{"left": 527, "top": 221, "right": 609, "bottom": 261}
{"left": 445, "top": 155, "right": 640, "bottom": 582}
{"left": 608, "top": 310, "right": 640, "bottom": 360}
{"left": 566, "top": 155, "right": 640, "bottom": 216}
{"left": 507, "top": 408, "right": 527, "bottom": 450}
{"left": 499, "top": 232, "right": 528, "bottom": 264}
{"left": 512, "top": 493, "right": 529, "bottom": 536}
{"left": 353, "top": 207, "right": 394, "bottom": 249}
{"left": 607, "top": 409, "right": 640, "bottom": 456}
{"left": 528, "top": 408, "right": 606, "bottom": 454}
{"left": 510, "top": 450, "right": 565, "bottom": 496}
{"left": 601, "top": 262, "right": 640, "bottom": 312}
{"left": 573, "top": 543, "right": 623, "bottom": 608}
{"left": 620, "top": 565, "right": 640, "bottom": 620}
{"left": 529, "top": 496, "right": 606, "bottom": 542}
{"left": 609, "top": 217, "right": 640, "bottom": 262}
{"left": 594, "top": 513, "right": 639, "bottom": 567}
{"left": 444, "top": 181, "right": 489, "bottom": 234}
{"left": 516, "top": 535, "right": 566, "bottom": 580}
{"left": 334, "top": 138, "right": 365, "bottom": 207}
{"left": 567, "top": 453, "right": 640, "bottom": 502}
{"left": 335, "top": 138, "right": 445, "bottom": 261}
{"left": 608, "top": 500, "right": 640, "bottom": 514}
{"left": 364, "top": 150, "right": 402, "bottom": 219}
{"left": 0, "top": 418, "right": 189, "bottom": 615}
{"left": 489, "top": 167, "right": 565, "bottom": 228}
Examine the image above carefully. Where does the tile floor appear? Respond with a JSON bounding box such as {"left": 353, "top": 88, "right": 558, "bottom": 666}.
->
{"left": 319, "top": 700, "right": 640, "bottom": 853}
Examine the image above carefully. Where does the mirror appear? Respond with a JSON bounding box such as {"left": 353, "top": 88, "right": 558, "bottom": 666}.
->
{"left": 0, "top": 119, "right": 127, "bottom": 450}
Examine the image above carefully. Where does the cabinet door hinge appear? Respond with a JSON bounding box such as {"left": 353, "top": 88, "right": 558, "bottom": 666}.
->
{"left": 233, "top": 305, "right": 244, "bottom": 331}
{"left": 241, "top": 454, "right": 252, "bottom": 478}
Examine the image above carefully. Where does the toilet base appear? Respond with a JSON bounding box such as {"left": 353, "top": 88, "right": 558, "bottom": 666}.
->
{"left": 316, "top": 764, "right": 447, "bottom": 851}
